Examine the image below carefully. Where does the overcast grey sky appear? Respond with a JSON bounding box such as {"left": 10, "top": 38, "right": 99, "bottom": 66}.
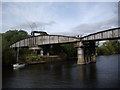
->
{"left": 1, "top": 0, "right": 118, "bottom": 36}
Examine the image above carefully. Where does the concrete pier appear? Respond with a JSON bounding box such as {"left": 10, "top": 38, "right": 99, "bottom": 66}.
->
{"left": 91, "top": 54, "right": 96, "bottom": 63}
{"left": 77, "top": 42, "right": 85, "bottom": 64}
{"left": 40, "top": 49, "right": 44, "bottom": 56}
{"left": 90, "top": 41, "right": 96, "bottom": 63}
{"left": 77, "top": 41, "right": 97, "bottom": 64}
{"left": 47, "top": 52, "right": 50, "bottom": 56}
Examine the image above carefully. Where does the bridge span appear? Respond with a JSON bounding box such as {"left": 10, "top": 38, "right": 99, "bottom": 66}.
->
{"left": 82, "top": 27, "right": 120, "bottom": 41}
{"left": 10, "top": 35, "right": 80, "bottom": 48}
{"left": 10, "top": 27, "right": 120, "bottom": 64}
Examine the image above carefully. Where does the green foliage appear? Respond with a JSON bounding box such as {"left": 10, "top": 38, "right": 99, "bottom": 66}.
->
{"left": 26, "top": 53, "right": 38, "bottom": 61}
{"left": 60, "top": 43, "right": 77, "bottom": 57}
{"left": 2, "top": 37, "right": 16, "bottom": 65}
{"left": 3, "top": 30, "right": 29, "bottom": 45}
{"left": 109, "top": 40, "right": 120, "bottom": 54}
{"left": 97, "top": 40, "right": 120, "bottom": 55}
{"left": 19, "top": 48, "right": 34, "bottom": 62}
{"left": 2, "top": 30, "right": 30, "bottom": 66}
{"left": 26, "top": 53, "right": 45, "bottom": 62}
{"left": 43, "top": 44, "right": 77, "bottom": 58}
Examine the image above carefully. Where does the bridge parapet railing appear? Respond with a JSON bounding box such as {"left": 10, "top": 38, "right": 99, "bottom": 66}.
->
{"left": 82, "top": 27, "right": 120, "bottom": 41}
{"left": 10, "top": 35, "right": 80, "bottom": 48}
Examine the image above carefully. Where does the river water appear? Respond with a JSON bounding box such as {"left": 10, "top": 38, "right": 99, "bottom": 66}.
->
{"left": 2, "top": 55, "right": 119, "bottom": 88}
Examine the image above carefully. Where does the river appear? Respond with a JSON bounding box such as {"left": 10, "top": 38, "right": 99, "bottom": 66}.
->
{"left": 2, "top": 55, "right": 119, "bottom": 88}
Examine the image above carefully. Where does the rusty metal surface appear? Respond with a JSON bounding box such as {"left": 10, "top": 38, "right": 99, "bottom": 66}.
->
{"left": 10, "top": 35, "right": 80, "bottom": 48}
{"left": 82, "top": 27, "right": 120, "bottom": 41}
{"left": 10, "top": 27, "right": 120, "bottom": 48}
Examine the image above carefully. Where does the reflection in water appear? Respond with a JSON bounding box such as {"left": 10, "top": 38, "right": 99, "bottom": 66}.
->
{"left": 3, "top": 55, "right": 119, "bottom": 88}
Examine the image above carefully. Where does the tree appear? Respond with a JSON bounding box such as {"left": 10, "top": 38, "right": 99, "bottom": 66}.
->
{"left": 2, "top": 30, "right": 30, "bottom": 66}
{"left": 2, "top": 36, "right": 16, "bottom": 66}
{"left": 97, "top": 40, "right": 120, "bottom": 55}
{"left": 60, "top": 43, "right": 77, "bottom": 57}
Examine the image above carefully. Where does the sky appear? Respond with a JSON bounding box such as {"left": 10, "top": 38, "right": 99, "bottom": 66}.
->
{"left": 1, "top": 1, "right": 118, "bottom": 36}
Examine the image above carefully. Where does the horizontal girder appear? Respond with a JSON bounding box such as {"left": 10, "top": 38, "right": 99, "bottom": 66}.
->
{"left": 82, "top": 27, "right": 120, "bottom": 41}
{"left": 10, "top": 27, "right": 120, "bottom": 48}
{"left": 10, "top": 35, "right": 80, "bottom": 48}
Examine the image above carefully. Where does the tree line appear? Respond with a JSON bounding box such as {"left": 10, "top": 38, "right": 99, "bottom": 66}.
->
{"left": 97, "top": 40, "right": 120, "bottom": 55}
{"left": 2, "top": 30, "right": 30, "bottom": 66}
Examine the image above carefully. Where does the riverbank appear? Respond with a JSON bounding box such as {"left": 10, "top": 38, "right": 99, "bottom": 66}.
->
{"left": 26, "top": 55, "right": 68, "bottom": 65}
{"left": 2, "top": 55, "right": 76, "bottom": 68}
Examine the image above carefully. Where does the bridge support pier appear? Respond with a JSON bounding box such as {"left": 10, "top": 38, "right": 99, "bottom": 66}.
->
{"left": 40, "top": 49, "right": 44, "bottom": 56}
{"left": 77, "top": 42, "right": 85, "bottom": 64}
{"left": 90, "top": 41, "right": 96, "bottom": 63}
{"left": 91, "top": 54, "right": 96, "bottom": 63}
{"left": 77, "top": 41, "right": 97, "bottom": 64}
{"left": 47, "top": 52, "right": 49, "bottom": 56}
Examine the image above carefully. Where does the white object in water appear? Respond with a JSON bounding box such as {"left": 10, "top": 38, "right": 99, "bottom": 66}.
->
{"left": 13, "top": 63, "right": 25, "bottom": 69}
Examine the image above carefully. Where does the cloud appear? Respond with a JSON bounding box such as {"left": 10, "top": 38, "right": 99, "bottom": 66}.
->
{"left": 11, "top": 21, "right": 56, "bottom": 31}
{"left": 2, "top": 2, "right": 118, "bottom": 36}
{"left": 47, "top": 16, "right": 118, "bottom": 36}
{"left": 71, "top": 16, "right": 118, "bottom": 35}
{"left": 2, "top": 2, "right": 57, "bottom": 33}
{"left": 2, "top": 0, "right": 120, "bottom": 2}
